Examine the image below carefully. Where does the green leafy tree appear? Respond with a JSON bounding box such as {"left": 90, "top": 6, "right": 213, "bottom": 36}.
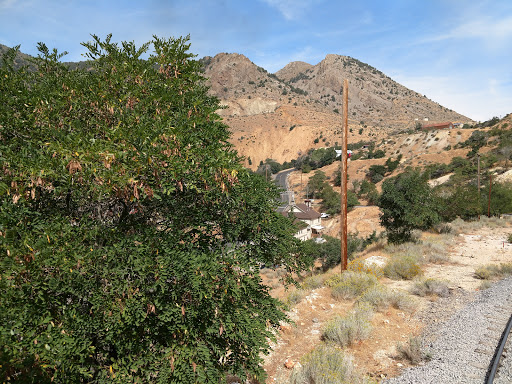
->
{"left": 378, "top": 170, "right": 441, "bottom": 243}
{"left": 307, "top": 170, "right": 327, "bottom": 198}
{"left": 0, "top": 36, "right": 307, "bottom": 383}
{"left": 436, "top": 184, "right": 481, "bottom": 221}
{"left": 368, "top": 164, "right": 387, "bottom": 183}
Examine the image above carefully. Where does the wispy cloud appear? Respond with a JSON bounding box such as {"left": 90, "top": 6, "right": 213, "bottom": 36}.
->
{"left": 421, "top": 14, "right": 512, "bottom": 50}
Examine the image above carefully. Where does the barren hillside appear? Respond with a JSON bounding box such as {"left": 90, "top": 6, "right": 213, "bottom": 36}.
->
{"left": 202, "top": 53, "right": 472, "bottom": 168}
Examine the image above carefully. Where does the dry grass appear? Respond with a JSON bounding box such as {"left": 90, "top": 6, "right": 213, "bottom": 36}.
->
{"left": 410, "top": 278, "right": 450, "bottom": 298}
{"left": 322, "top": 302, "right": 374, "bottom": 347}
{"left": 358, "top": 285, "right": 417, "bottom": 313}
{"left": 289, "top": 344, "right": 376, "bottom": 384}
{"left": 301, "top": 274, "right": 326, "bottom": 290}
{"left": 384, "top": 255, "right": 422, "bottom": 280}
{"left": 450, "top": 216, "right": 508, "bottom": 233}
{"left": 326, "top": 271, "right": 378, "bottom": 300}
{"left": 286, "top": 289, "right": 307, "bottom": 307}
{"left": 474, "top": 263, "right": 512, "bottom": 280}
{"left": 396, "top": 336, "right": 425, "bottom": 365}
{"left": 347, "top": 258, "right": 384, "bottom": 278}
{"left": 385, "top": 236, "right": 452, "bottom": 265}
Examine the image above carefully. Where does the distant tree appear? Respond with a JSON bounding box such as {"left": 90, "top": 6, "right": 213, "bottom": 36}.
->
{"left": 378, "top": 170, "right": 441, "bottom": 243}
{"left": 307, "top": 170, "right": 327, "bottom": 198}
{"left": 368, "top": 164, "right": 387, "bottom": 183}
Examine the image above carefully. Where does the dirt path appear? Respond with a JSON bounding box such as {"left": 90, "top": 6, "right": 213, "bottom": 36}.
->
{"left": 425, "top": 227, "right": 512, "bottom": 291}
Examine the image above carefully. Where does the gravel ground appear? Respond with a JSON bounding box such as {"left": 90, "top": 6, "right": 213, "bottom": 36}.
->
{"left": 385, "top": 277, "right": 512, "bottom": 384}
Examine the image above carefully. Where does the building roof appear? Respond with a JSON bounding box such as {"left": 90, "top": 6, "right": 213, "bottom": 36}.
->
{"left": 294, "top": 203, "right": 322, "bottom": 220}
{"left": 422, "top": 122, "right": 453, "bottom": 129}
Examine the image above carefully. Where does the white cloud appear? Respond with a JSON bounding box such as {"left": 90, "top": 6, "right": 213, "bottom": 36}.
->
{"left": 421, "top": 13, "right": 512, "bottom": 50}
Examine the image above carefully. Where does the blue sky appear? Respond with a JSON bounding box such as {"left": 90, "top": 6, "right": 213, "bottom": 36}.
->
{"left": 1, "top": 0, "right": 511, "bottom": 121}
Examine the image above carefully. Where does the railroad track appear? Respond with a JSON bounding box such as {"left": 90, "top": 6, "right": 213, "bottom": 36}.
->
{"left": 486, "top": 313, "right": 512, "bottom": 384}
{"left": 385, "top": 278, "right": 512, "bottom": 384}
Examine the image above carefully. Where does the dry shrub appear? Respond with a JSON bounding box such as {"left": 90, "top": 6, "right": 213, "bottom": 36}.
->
{"left": 474, "top": 263, "right": 512, "bottom": 280}
{"left": 364, "top": 238, "right": 387, "bottom": 253}
{"left": 421, "top": 241, "right": 451, "bottom": 264}
{"left": 347, "top": 258, "right": 384, "bottom": 278}
{"left": 326, "top": 271, "right": 378, "bottom": 300}
{"left": 410, "top": 278, "right": 450, "bottom": 298}
{"left": 386, "top": 237, "right": 452, "bottom": 265}
{"left": 396, "top": 336, "right": 425, "bottom": 365}
{"left": 301, "top": 274, "right": 325, "bottom": 290}
{"left": 322, "top": 302, "right": 374, "bottom": 347}
{"left": 450, "top": 216, "right": 507, "bottom": 233}
{"left": 286, "top": 289, "right": 306, "bottom": 307}
{"left": 384, "top": 255, "right": 422, "bottom": 280}
{"left": 289, "top": 344, "right": 376, "bottom": 384}
{"left": 478, "top": 280, "right": 493, "bottom": 290}
{"left": 434, "top": 222, "right": 453, "bottom": 234}
{"left": 358, "top": 285, "right": 417, "bottom": 313}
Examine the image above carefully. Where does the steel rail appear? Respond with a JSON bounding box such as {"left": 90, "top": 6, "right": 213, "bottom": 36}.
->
{"left": 486, "top": 313, "right": 512, "bottom": 383}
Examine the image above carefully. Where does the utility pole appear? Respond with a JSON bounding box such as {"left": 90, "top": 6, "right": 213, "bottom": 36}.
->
{"left": 341, "top": 79, "right": 348, "bottom": 272}
{"left": 477, "top": 154, "right": 480, "bottom": 220}
{"left": 488, "top": 173, "right": 492, "bottom": 217}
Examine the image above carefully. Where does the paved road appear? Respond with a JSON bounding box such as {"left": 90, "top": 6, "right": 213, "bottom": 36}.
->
{"left": 274, "top": 168, "right": 295, "bottom": 190}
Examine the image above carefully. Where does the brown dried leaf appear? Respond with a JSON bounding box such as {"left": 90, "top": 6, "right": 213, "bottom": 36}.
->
{"left": 66, "top": 160, "right": 82, "bottom": 174}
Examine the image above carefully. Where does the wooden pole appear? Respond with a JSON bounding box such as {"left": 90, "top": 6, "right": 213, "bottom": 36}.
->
{"left": 341, "top": 79, "right": 348, "bottom": 272}
{"left": 488, "top": 173, "right": 492, "bottom": 218}
{"left": 477, "top": 154, "right": 480, "bottom": 220}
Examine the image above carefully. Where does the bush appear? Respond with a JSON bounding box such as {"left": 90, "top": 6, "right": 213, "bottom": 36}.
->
{"left": 286, "top": 289, "right": 307, "bottom": 307}
{"left": 301, "top": 274, "right": 325, "bottom": 290}
{"left": 322, "top": 303, "right": 374, "bottom": 347}
{"left": 289, "top": 344, "right": 373, "bottom": 384}
{"left": 306, "top": 235, "right": 364, "bottom": 272}
{"left": 475, "top": 263, "right": 512, "bottom": 280}
{"left": 327, "top": 271, "right": 378, "bottom": 300}
{"left": 396, "top": 336, "right": 425, "bottom": 365}
{"left": 410, "top": 278, "right": 450, "bottom": 298}
{"left": 0, "top": 37, "right": 307, "bottom": 383}
{"left": 384, "top": 255, "right": 422, "bottom": 280}
{"left": 434, "top": 223, "right": 453, "bottom": 234}
{"left": 379, "top": 170, "right": 441, "bottom": 243}
{"left": 358, "top": 285, "right": 417, "bottom": 313}
{"left": 347, "top": 258, "right": 384, "bottom": 278}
